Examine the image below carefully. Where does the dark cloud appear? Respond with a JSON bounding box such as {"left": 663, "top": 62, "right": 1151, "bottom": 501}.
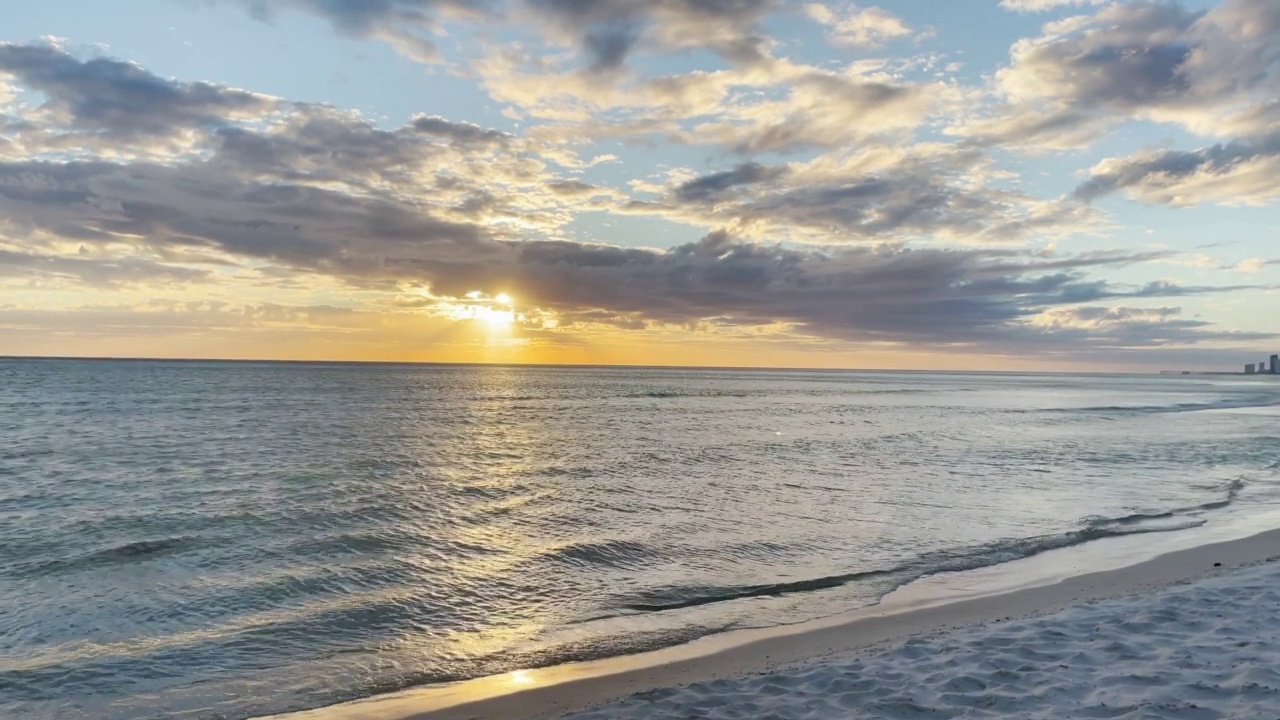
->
{"left": 643, "top": 151, "right": 1090, "bottom": 243}
{"left": 675, "top": 162, "right": 785, "bottom": 201}
{"left": 457, "top": 231, "right": 1262, "bottom": 348}
{"left": 0, "top": 43, "right": 272, "bottom": 138}
{"left": 245, "top": 0, "right": 489, "bottom": 31}
{"left": 1124, "top": 279, "right": 1267, "bottom": 298}
{"left": 370, "top": 228, "right": 1245, "bottom": 348}
{"left": 214, "top": 116, "right": 416, "bottom": 185}
{"left": 1001, "top": 1, "right": 1204, "bottom": 107}
{"left": 546, "top": 180, "right": 602, "bottom": 196}
{"left": 241, "top": 0, "right": 493, "bottom": 61}
{"left": 1029, "top": 305, "right": 1277, "bottom": 348}
{"left": 1075, "top": 134, "right": 1280, "bottom": 205}
{"left": 230, "top": 0, "right": 775, "bottom": 68}
{"left": 0, "top": 248, "right": 209, "bottom": 286}
{"left": 410, "top": 115, "right": 512, "bottom": 147}
{"left": 581, "top": 24, "right": 641, "bottom": 73}
{"left": 0, "top": 140, "right": 1249, "bottom": 350}
{"left": 522, "top": 0, "right": 776, "bottom": 69}
{"left": 0, "top": 159, "right": 500, "bottom": 277}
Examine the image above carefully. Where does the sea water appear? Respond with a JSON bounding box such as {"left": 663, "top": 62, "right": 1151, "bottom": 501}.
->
{"left": 2, "top": 359, "right": 1277, "bottom": 719}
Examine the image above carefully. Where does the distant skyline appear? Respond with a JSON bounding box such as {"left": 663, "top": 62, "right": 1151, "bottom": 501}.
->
{"left": 1, "top": 0, "right": 1278, "bottom": 370}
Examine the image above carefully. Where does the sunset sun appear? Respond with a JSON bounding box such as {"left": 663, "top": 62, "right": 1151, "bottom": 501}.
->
{"left": 477, "top": 305, "right": 516, "bottom": 329}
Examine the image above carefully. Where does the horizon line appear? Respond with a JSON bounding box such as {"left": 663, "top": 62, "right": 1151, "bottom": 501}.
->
{"left": 0, "top": 354, "right": 1229, "bottom": 376}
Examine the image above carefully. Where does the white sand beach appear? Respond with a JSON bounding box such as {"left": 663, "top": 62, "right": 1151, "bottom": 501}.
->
{"left": 564, "top": 556, "right": 1280, "bottom": 719}
{"left": 264, "top": 518, "right": 1280, "bottom": 720}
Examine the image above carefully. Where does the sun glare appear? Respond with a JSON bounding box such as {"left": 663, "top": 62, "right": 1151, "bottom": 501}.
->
{"left": 475, "top": 305, "right": 516, "bottom": 328}
{"left": 443, "top": 292, "right": 521, "bottom": 329}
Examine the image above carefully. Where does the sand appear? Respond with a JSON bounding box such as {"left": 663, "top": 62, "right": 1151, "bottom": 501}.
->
{"left": 566, "top": 558, "right": 1280, "bottom": 719}
{"left": 263, "top": 521, "right": 1280, "bottom": 720}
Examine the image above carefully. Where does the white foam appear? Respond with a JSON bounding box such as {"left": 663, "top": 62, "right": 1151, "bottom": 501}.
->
{"left": 564, "top": 560, "right": 1280, "bottom": 719}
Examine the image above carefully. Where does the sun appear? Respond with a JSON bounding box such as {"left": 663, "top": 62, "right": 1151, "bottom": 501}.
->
{"left": 447, "top": 291, "right": 519, "bottom": 331}
{"left": 476, "top": 305, "right": 516, "bottom": 329}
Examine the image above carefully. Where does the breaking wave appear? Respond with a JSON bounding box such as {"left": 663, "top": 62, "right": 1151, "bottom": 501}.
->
{"left": 619, "top": 479, "right": 1245, "bottom": 614}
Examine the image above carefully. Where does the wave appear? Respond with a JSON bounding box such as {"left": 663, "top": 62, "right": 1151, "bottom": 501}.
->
{"left": 1069, "top": 396, "right": 1280, "bottom": 415}
{"left": 12, "top": 536, "right": 198, "bottom": 578}
{"left": 619, "top": 479, "right": 1245, "bottom": 614}
{"left": 540, "top": 539, "right": 662, "bottom": 570}
{"left": 1081, "top": 477, "right": 1245, "bottom": 525}
{"left": 0, "top": 447, "right": 55, "bottom": 460}
{"left": 620, "top": 387, "right": 943, "bottom": 400}
{"left": 622, "top": 390, "right": 749, "bottom": 399}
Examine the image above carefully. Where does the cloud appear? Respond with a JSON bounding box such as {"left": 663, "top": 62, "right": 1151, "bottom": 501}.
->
{"left": 233, "top": 0, "right": 780, "bottom": 68}
{"left": 433, "top": 232, "right": 1262, "bottom": 351}
{"left": 997, "top": 3, "right": 1204, "bottom": 111}
{"left": 946, "top": 105, "right": 1108, "bottom": 151}
{"left": 520, "top": 0, "right": 778, "bottom": 69}
{"left": 683, "top": 68, "right": 946, "bottom": 153}
{"left": 956, "top": 0, "right": 1280, "bottom": 150}
{"left": 0, "top": 140, "right": 1245, "bottom": 349}
{"left": 0, "top": 157, "right": 503, "bottom": 276}
{"left": 1075, "top": 134, "right": 1280, "bottom": 206}
{"left": 1234, "top": 257, "right": 1280, "bottom": 272}
{"left": 240, "top": 0, "right": 492, "bottom": 62}
{"left": 0, "top": 247, "right": 209, "bottom": 287}
{"left": 0, "top": 301, "right": 450, "bottom": 358}
{"left": 476, "top": 46, "right": 949, "bottom": 153}
{"left": 999, "top": 0, "right": 1108, "bottom": 12}
{"left": 1027, "top": 304, "right": 1275, "bottom": 346}
{"left": 410, "top": 115, "right": 513, "bottom": 147}
{"left": 0, "top": 90, "right": 602, "bottom": 281}
{"left": 0, "top": 42, "right": 274, "bottom": 141}
{"left": 630, "top": 146, "right": 1096, "bottom": 244}
{"left": 805, "top": 4, "right": 916, "bottom": 48}
{"left": 674, "top": 162, "right": 786, "bottom": 201}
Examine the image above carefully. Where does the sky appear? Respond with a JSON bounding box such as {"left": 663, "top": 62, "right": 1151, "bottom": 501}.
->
{"left": 0, "top": 0, "right": 1278, "bottom": 370}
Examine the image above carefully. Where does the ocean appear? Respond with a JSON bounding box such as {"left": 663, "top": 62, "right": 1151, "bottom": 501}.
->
{"left": 2, "top": 359, "right": 1278, "bottom": 720}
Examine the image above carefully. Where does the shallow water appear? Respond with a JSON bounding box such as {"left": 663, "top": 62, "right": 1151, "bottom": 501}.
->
{"left": 1, "top": 360, "right": 1277, "bottom": 719}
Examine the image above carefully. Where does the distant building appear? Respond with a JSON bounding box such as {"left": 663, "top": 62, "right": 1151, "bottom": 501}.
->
{"left": 1272, "top": 355, "right": 1280, "bottom": 374}
{"left": 1246, "top": 363, "right": 1256, "bottom": 374}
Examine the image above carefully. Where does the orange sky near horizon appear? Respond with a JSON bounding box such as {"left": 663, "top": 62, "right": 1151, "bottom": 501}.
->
{"left": 0, "top": 309, "right": 1132, "bottom": 373}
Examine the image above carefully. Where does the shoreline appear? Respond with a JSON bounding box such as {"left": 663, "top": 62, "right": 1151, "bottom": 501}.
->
{"left": 260, "top": 509, "right": 1280, "bottom": 720}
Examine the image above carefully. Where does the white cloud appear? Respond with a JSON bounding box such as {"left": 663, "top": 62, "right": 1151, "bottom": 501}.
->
{"left": 999, "top": 0, "right": 1108, "bottom": 12}
{"left": 806, "top": 3, "right": 916, "bottom": 48}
